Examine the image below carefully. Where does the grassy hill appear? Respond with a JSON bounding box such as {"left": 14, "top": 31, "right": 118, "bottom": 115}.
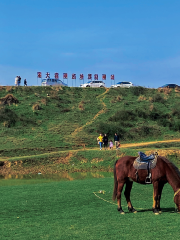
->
{"left": 1, "top": 85, "right": 180, "bottom": 174}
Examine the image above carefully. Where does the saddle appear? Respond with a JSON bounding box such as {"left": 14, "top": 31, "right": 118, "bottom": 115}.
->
{"left": 133, "top": 152, "right": 158, "bottom": 184}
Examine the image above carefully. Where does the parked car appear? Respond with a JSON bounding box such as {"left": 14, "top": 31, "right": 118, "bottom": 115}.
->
{"left": 159, "top": 84, "right": 179, "bottom": 88}
{"left": 41, "top": 78, "right": 68, "bottom": 87}
{"left": 80, "top": 80, "right": 105, "bottom": 88}
{"left": 111, "top": 81, "right": 133, "bottom": 88}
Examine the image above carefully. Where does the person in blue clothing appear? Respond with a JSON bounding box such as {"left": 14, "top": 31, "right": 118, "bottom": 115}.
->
{"left": 114, "top": 133, "right": 120, "bottom": 150}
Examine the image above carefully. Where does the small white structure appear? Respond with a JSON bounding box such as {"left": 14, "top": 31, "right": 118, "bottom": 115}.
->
{"left": 41, "top": 78, "right": 68, "bottom": 87}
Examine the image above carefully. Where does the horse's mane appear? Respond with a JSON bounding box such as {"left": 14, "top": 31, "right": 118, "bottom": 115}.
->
{"left": 161, "top": 156, "right": 180, "bottom": 179}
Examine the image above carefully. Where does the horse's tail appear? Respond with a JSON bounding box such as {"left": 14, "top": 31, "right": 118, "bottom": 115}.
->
{"left": 112, "top": 160, "right": 118, "bottom": 201}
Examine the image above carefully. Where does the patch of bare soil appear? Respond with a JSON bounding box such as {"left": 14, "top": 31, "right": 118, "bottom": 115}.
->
{"left": 55, "top": 152, "right": 73, "bottom": 164}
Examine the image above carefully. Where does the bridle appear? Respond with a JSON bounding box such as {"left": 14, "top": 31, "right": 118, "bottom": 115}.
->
{"left": 174, "top": 188, "right": 180, "bottom": 200}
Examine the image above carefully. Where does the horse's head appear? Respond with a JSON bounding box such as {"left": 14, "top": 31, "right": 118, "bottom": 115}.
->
{"left": 174, "top": 189, "right": 180, "bottom": 212}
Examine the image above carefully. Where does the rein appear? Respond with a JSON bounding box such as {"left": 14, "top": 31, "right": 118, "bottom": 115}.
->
{"left": 174, "top": 188, "right": 180, "bottom": 199}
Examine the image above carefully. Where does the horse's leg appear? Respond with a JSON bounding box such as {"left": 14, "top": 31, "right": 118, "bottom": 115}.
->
{"left": 157, "top": 182, "right": 164, "bottom": 212}
{"left": 117, "top": 181, "right": 125, "bottom": 214}
{"left": 153, "top": 181, "right": 160, "bottom": 214}
{"left": 124, "top": 181, "right": 137, "bottom": 213}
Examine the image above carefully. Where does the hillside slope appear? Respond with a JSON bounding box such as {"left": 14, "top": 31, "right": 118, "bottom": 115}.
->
{"left": 1, "top": 85, "right": 180, "bottom": 159}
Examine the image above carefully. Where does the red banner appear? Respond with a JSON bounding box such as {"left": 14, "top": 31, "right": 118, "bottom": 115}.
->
{"left": 37, "top": 72, "right": 42, "bottom": 78}
{"left": 63, "top": 73, "right": 68, "bottom": 79}
{"left": 111, "top": 74, "right": 115, "bottom": 80}
{"left": 46, "top": 72, "right": 50, "bottom": 78}
{"left": 72, "top": 73, "right": 76, "bottom": 79}
{"left": 88, "top": 74, "right": 92, "bottom": 80}
{"left": 94, "top": 74, "right": 98, "bottom": 80}
{"left": 79, "top": 74, "right": 84, "bottom": 80}
{"left": 102, "top": 74, "right": 106, "bottom": 80}
{"left": 54, "top": 73, "right": 59, "bottom": 79}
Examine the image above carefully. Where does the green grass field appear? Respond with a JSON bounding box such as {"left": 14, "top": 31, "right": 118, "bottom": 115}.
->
{"left": 0, "top": 177, "right": 179, "bottom": 240}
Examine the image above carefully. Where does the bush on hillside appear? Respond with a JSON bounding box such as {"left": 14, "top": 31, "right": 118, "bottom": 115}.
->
{"left": 151, "top": 93, "right": 166, "bottom": 104}
{"left": 171, "top": 104, "right": 180, "bottom": 118}
{"left": 129, "top": 125, "right": 161, "bottom": 138}
{"left": 0, "top": 107, "right": 17, "bottom": 126}
{"left": 109, "top": 109, "right": 136, "bottom": 122}
{"left": 134, "top": 107, "right": 148, "bottom": 118}
{"left": 129, "top": 86, "right": 147, "bottom": 96}
{"left": 96, "top": 122, "right": 126, "bottom": 139}
{"left": 169, "top": 120, "right": 180, "bottom": 131}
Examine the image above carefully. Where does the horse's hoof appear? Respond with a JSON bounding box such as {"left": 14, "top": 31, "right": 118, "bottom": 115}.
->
{"left": 118, "top": 207, "right": 125, "bottom": 214}
{"left": 153, "top": 208, "right": 160, "bottom": 215}
{"left": 128, "top": 207, "right": 137, "bottom": 213}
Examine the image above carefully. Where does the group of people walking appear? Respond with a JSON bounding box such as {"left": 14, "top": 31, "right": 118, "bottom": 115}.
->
{"left": 97, "top": 133, "right": 120, "bottom": 150}
{"left": 15, "top": 76, "right": 27, "bottom": 86}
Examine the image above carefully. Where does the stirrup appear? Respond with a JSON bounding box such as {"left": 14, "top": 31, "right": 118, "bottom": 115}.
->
{"left": 145, "top": 173, "right": 151, "bottom": 184}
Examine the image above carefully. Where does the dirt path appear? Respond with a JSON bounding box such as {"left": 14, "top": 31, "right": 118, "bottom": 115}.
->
{"left": 71, "top": 88, "right": 109, "bottom": 137}
{"left": 2, "top": 138, "right": 180, "bottom": 162}
{"left": 120, "top": 139, "right": 180, "bottom": 148}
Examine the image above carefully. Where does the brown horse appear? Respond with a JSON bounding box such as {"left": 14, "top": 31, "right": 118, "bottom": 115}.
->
{"left": 113, "top": 155, "right": 180, "bottom": 214}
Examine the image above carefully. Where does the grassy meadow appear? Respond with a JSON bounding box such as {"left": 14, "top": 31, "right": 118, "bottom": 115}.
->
{"left": 0, "top": 177, "right": 179, "bottom": 240}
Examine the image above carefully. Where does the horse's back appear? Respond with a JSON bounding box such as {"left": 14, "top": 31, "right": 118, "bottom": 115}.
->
{"left": 115, "top": 156, "right": 136, "bottom": 179}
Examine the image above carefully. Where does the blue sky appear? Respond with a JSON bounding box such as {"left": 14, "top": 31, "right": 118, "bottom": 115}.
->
{"left": 0, "top": 0, "right": 180, "bottom": 87}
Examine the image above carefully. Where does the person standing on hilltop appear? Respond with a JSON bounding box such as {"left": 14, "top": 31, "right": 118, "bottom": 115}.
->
{"left": 97, "top": 133, "right": 103, "bottom": 150}
{"left": 114, "top": 133, "right": 120, "bottom": 150}
{"left": 24, "top": 79, "right": 27, "bottom": 86}
{"left": 15, "top": 76, "right": 19, "bottom": 86}
{"left": 18, "top": 76, "right": 21, "bottom": 86}
{"left": 103, "top": 133, "right": 108, "bottom": 150}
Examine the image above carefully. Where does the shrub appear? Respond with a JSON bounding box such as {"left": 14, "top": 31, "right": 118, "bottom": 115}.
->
{"left": 157, "top": 118, "right": 171, "bottom": 128}
{"left": 109, "top": 109, "right": 136, "bottom": 122}
{"left": 96, "top": 122, "right": 126, "bottom": 139}
{"left": 172, "top": 104, "right": 180, "bottom": 118}
{"left": 151, "top": 93, "right": 166, "bottom": 104}
{"left": 129, "top": 86, "right": 147, "bottom": 96}
{"left": 129, "top": 125, "right": 161, "bottom": 138}
{"left": 0, "top": 107, "right": 17, "bottom": 126}
{"left": 134, "top": 108, "right": 148, "bottom": 118}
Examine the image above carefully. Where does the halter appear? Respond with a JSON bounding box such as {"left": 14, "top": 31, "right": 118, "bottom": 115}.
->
{"left": 174, "top": 188, "right": 180, "bottom": 200}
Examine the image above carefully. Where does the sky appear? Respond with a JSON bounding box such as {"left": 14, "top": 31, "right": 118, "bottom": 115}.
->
{"left": 0, "top": 0, "right": 180, "bottom": 87}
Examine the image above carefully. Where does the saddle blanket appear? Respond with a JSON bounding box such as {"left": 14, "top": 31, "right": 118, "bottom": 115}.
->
{"left": 133, "top": 152, "right": 158, "bottom": 170}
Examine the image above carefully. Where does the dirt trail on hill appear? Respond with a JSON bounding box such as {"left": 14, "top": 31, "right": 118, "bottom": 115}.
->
{"left": 1, "top": 138, "right": 180, "bottom": 162}
{"left": 71, "top": 88, "right": 109, "bottom": 137}
{"left": 120, "top": 139, "right": 180, "bottom": 148}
